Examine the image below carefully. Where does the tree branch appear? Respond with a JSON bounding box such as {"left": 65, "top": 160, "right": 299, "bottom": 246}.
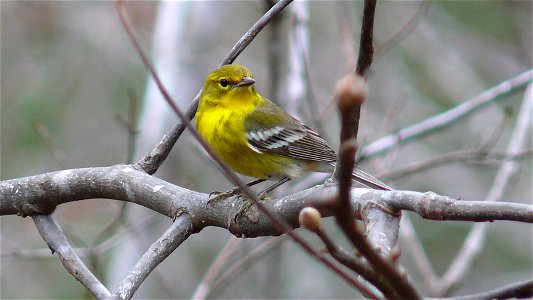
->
{"left": 32, "top": 214, "right": 111, "bottom": 299}
{"left": 110, "top": 214, "right": 193, "bottom": 300}
{"left": 355, "top": 0, "right": 376, "bottom": 77}
{"left": 3, "top": 166, "right": 532, "bottom": 227}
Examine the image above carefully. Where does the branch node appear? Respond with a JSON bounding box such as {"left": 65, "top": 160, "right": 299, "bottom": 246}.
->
{"left": 335, "top": 73, "right": 368, "bottom": 111}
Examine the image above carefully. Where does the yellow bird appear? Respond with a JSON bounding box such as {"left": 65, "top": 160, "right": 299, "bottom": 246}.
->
{"left": 196, "top": 65, "right": 390, "bottom": 196}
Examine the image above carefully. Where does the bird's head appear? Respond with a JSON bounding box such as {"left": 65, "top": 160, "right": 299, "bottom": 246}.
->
{"left": 200, "top": 65, "right": 259, "bottom": 107}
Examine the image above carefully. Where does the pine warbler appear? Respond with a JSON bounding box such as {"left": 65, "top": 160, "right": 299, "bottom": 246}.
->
{"left": 196, "top": 65, "right": 390, "bottom": 194}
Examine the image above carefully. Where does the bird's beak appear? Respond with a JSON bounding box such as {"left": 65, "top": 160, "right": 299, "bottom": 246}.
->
{"left": 234, "top": 76, "right": 255, "bottom": 87}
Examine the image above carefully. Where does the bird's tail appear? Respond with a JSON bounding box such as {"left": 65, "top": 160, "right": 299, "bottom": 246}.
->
{"left": 351, "top": 168, "right": 391, "bottom": 191}
{"left": 321, "top": 162, "right": 391, "bottom": 190}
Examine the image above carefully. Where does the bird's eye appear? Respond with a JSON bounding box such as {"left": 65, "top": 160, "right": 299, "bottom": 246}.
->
{"left": 219, "top": 79, "right": 229, "bottom": 87}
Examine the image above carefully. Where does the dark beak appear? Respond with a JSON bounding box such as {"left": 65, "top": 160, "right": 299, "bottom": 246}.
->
{"left": 234, "top": 76, "right": 255, "bottom": 87}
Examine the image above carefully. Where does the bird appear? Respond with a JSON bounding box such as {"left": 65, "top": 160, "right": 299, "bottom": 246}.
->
{"left": 195, "top": 64, "right": 390, "bottom": 199}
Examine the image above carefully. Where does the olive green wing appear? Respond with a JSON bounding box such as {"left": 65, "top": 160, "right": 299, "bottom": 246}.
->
{"left": 244, "top": 99, "right": 337, "bottom": 162}
{"left": 244, "top": 99, "right": 391, "bottom": 191}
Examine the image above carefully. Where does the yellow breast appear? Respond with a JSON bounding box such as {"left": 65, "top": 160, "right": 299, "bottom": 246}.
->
{"left": 196, "top": 105, "right": 306, "bottom": 179}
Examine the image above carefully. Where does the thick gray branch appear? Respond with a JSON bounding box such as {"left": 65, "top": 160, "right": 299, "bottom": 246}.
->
{"left": 2, "top": 165, "right": 531, "bottom": 237}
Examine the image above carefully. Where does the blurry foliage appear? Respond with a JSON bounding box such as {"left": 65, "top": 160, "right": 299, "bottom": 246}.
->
{"left": 1, "top": 1, "right": 531, "bottom": 299}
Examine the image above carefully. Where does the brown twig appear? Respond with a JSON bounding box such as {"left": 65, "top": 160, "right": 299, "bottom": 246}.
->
{"left": 332, "top": 1, "right": 420, "bottom": 298}
{"left": 375, "top": 1, "right": 430, "bottom": 58}
{"left": 355, "top": 0, "right": 376, "bottom": 77}
{"left": 299, "top": 207, "right": 395, "bottom": 299}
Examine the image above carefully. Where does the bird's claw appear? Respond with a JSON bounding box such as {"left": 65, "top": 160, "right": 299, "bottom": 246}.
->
{"left": 257, "top": 191, "right": 270, "bottom": 200}
{"left": 207, "top": 187, "right": 241, "bottom": 206}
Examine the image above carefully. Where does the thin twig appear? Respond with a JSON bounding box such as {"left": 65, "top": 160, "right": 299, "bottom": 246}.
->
{"left": 333, "top": 1, "right": 420, "bottom": 298}
{"left": 355, "top": 0, "right": 376, "bottom": 77}
{"left": 191, "top": 238, "right": 242, "bottom": 299}
{"left": 335, "top": 0, "right": 419, "bottom": 299}
{"left": 2, "top": 215, "right": 160, "bottom": 259}
{"left": 359, "top": 69, "right": 533, "bottom": 161}
{"left": 313, "top": 225, "right": 393, "bottom": 299}
{"left": 375, "top": 1, "right": 430, "bottom": 58}
{"left": 206, "top": 237, "right": 285, "bottom": 298}
{"left": 33, "top": 121, "right": 69, "bottom": 168}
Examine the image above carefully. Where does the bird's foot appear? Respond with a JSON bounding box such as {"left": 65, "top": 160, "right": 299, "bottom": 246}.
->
{"left": 208, "top": 187, "right": 242, "bottom": 205}
{"left": 257, "top": 191, "right": 270, "bottom": 200}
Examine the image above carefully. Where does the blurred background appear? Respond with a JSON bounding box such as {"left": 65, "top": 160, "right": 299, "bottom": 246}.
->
{"left": 1, "top": 1, "right": 531, "bottom": 299}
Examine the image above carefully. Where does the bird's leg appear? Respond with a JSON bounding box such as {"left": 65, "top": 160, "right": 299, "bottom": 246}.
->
{"left": 236, "top": 177, "right": 292, "bottom": 220}
{"left": 257, "top": 177, "right": 291, "bottom": 200}
{"left": 208, "top": 178, "right": 266, "bottom": 204}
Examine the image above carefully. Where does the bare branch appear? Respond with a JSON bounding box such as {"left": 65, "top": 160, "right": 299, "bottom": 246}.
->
{"left": 375, "top": 1, "right": 430, "bottom": 58}
{"left": 3, "top": 167, "right": 532, "bottom": 226}
{"left": 32, "top": 214, "right": 111, "bottom": 299}
{"left": 110, "top": 214, "right": 193, "bottom": 300}
{"left": 4, "top": 165, "right": 532, "bottom": 296}
{"left": 355, "top": 0, "right": 377, "bottom": 77}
